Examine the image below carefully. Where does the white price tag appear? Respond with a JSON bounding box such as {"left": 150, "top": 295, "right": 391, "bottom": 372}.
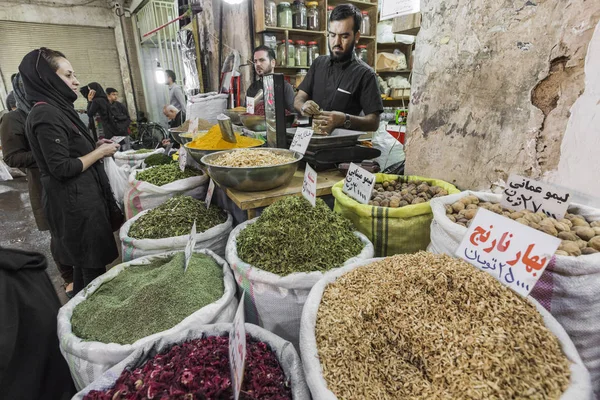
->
{"left": 289, "top": 128, "right": 313, "bottom": 155}
{"left": 110, "top": 136, "right": 126, "bottom": 144}
{"left": 302, "top": 164, "right": 317, "bottom": 207}
{"left": 247, "top": 97, "right": 255, "bottom": 115}
{"left": 501, "top": 174, "right": 571, "bottom": 219}
{"left": 456, "top": 208, "right": 560, "bottom": 297}
{"left": 380, "top": 0, "right": 420, "bottom": 20}
{"left": 229, "top": 293, "right": 246, "bottom": 400}
{"left": 205, "top": 179, "right": 215, "bottom": 209}
{"left": 184, "top": 220, "right": 197, "bottom": 272}
{"left": 179, "top": 147, "right": 187, "bottom": 172}
{"left": 187, "top": 118, "right": 199, "bottom": 134}
{"left": 342, "top": 163, "right": 376, "bottom": 204}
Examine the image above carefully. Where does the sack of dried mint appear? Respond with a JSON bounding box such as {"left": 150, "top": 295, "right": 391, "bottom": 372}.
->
{"left": 57, "top": 249, "right": 238, "bottom": 389}
{"left": 226, "top": 196, "right": 374, "bottom": 349}
{"left": 120, "top": 196, "right": 232, "bottom": 261}
{"left": 300, "top": 252, "right": 593, "bottom": 400}
{"left": 114, "top": 147, "right": 165, "bottom": 169}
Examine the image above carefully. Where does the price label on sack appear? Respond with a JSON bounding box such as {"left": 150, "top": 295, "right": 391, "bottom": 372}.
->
{"left": 246, "top": 97, "right": 255, "bottom": 115}
{"left": 343, "top": 163, "right": 375, "bottom": 204}
{"left": 187, "top": 118, "right": 199, "bottom": 134}
{"left": 183, "top": 220, "right": 197, "bottom": 272}
{"left": 302, "top": 164, "right": 317, "bottom": 207}
{"left": 501, "top": 174, "right": 571, "bottom": 220}
{"left": 205, "top": 179, "right": 215, "bottom": 209}
{"left": 456, "top": 208, "right": 560, "bottom": 297}
{"left": 229, "top": 293, "right": 246, "bottom": 400}
{"left": 289, "top": 127, "right": 313, "bottom": 155}
{"left": 179, "top": 147, "right": 187, "bottom": 172}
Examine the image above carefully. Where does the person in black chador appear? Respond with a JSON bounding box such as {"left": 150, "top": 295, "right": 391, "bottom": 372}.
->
{"left": 82, "top": 81, "right": 120, "bottom": 139}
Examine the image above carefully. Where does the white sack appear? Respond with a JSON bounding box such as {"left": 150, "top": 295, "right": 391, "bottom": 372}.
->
{"left": 186, "top": 93, "right": 228, "bottom": 124}
{"left": 103, "top": 157, "right": 130, "bottom": 211}
{"left": 114, "top": 148, "right": 164, "bottom": 169}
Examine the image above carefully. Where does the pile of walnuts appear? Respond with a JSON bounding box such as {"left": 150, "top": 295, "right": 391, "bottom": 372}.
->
{"left": 369, "top": 180, "right": 449, "bottom": 208}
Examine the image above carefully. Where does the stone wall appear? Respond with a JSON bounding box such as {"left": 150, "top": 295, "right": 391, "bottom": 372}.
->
{"left": 405, "top": 0, "right": 600, "bottom": 199}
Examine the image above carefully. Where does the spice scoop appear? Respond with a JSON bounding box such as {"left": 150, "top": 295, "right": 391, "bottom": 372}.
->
{"left": 217, "top": 114, "right": 237, "bottom": 143}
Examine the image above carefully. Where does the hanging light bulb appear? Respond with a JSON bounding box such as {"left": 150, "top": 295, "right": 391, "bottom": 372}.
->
{"left": 155, "top": 60, "right": 166, "bottom": 84}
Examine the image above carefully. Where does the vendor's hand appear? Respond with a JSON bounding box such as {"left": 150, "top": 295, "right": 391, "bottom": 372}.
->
{"left": 301, "top": 100, "right": 321, "bottom": 117}
{"left": 96, "top": 139, "right": 113, "bottom": 148}
{"left": 97, "top": 142, "right": 119, "bottom": 157}
{"left": 312, "top": 111, "right": 345, "bottom": 135}
{"left": 87, "top": 89, "right": 96, "bottom": 102}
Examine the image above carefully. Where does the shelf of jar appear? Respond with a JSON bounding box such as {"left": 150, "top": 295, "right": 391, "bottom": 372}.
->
{"left": 377, "top": 69, "right": 412, "bottom": 74}
{"left": 275, "top": 65, "right": 313, "bottom": 70}
{"left": 327, "top": 0, "right": 378, "bottom": 9}
{"left": 359, "top": 35, "right": 376, "bottom": 40}
{"left": 259, "top": 26, "right": 327, "bottom": 36}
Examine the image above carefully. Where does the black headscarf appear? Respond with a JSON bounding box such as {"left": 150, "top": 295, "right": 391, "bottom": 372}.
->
{"left": 87, "top": 82, "right": 108, "bottom": 99}
{"left": 12, "top": 73, "right": 32, "bottom": 114}
{"left": 18, "top": 49, "right": 90, "bottom": 140}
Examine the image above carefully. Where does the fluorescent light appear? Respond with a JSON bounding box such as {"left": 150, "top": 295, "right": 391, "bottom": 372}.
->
{"left": 155, "top": 69, "right": 166, "bottom": 84}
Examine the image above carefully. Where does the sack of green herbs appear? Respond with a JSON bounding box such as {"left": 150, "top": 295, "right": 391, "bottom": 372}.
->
{"left": 124, "top": 164, "right": 208, "bottom": 220}
{"left": 57, "top": 249, "right": 238, "bottom": 390}
{"left": 225, "top": 197, "right": 374, "bottom": 350}
{"left": 72, "top": 322, "right": 311, "bottom": 400}
{"left": 120, "top": 196, "right": 232, "bottom": 261}
{"left": 114, "top": 148, "right": 165, "bottom": 169}
{"left": 299, "top": 252, "right": 593, "bottom": 400}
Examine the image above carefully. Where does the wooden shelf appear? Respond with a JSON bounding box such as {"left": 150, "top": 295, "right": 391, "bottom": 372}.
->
{"left": 260, "top": 26, "right": 327, "bottom": 36}
{"left": 327, "top": 0, "right": 378, "bottom": 9}
{"left": 377, "top": 69, "right": 412, "bottom": 74}
{"left": 359, "top": 36, "right": 376, "bottom": 41}
{"left": 384, "top": 97, "right": 410, "bottom": 102}
{"left": 275, "top": 66, "right": 312, "bottom": 70}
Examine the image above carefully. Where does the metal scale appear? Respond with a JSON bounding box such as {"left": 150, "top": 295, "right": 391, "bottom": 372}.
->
{"left": 263, "top": 74, "right": 381, "bottom": 171}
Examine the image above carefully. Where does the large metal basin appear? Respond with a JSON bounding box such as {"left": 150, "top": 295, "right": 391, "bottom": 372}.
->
{"left": 184, "top": 139, "right": 265, "bottom": 164}
{"left": 200, "top": 148, "right": 302, "bottom": 192}
{"left": 169, "top": 128, "right": 202, "bottom": 146}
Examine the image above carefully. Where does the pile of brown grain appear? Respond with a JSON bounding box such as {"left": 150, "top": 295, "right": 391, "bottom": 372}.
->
{"left": 315, "top": 252, "right": 571, "bottom": 400}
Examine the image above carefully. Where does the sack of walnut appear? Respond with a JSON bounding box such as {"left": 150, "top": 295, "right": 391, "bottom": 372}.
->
{"left": 332, "top": 174, "right": 459, "bottom": 256}
{"left": 429, "top": 191, "right": 600, "bottom": 397}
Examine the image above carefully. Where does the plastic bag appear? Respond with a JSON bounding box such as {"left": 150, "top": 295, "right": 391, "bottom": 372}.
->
{"left": 57, "top": 249, "right": 238, "bottom": 390}
{"left": 186, "top": 93, "right": 228, "bottom": 125}
{"left": 225, "top": 218, "right": 374, "bottom": 350}
{"left": 114, "top": 148, "right": 164, "bottom": 169}
{"left": 120, "top": 209, "right": 233, "bottom": 261}
{"left": 72, "top": 323, "right": 310, "bottom": 399}
{"left": 371, "top": 122, "right": 405, "bottom": 171}
{"left": 0, "top": 158, "right": 13, "bottom": 181}
{"left": 429, "top": 191, "right": 600, "bottom": 397}
{"left": 299, "top": 258, "right": 594, "bottom": 400}
{"left": 103, "top": 157, "right": 130, "bottom": 210}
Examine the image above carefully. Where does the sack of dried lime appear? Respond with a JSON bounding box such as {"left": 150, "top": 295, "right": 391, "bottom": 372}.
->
{"left": 300, "top": 252, "right": 593, "bottom": 400}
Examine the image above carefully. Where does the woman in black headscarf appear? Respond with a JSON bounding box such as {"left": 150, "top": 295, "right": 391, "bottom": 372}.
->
{"left": 0, "top": 73, "right": 75, "bottom": 297}
{"left": 83, "top": 81, "right": 120, "bottom": 140}
{"left": 19, "top": 47, "right": 122, "bottom": 293}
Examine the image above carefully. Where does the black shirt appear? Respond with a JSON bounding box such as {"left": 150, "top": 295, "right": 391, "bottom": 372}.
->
{"left": 247, "top": 78, "right": 296, "bottom": 113}
{"left": 109, "top": 101, "right": 131, "bottom": 135}
{"left": 298, "top": 53, "right": 383, "bottom": 116}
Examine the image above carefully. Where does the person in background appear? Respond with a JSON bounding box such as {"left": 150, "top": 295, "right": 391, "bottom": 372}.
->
{"left": 20, "top": 47, "right": 122, "bottom": 293}
{"left": 0, "top": 247, "right": 76, "bottom": 400}
{"left": 294, "top": 4, "right": 383, "bottom": 134}
{"left": 106, "top": 87, "right": 132, "bottom": 150}
{"left": 165, "top": 69, "right": 186, "bottom": 111}
{"left": 4, "top": 73, "right": 17, "bottom": 111}
{"left": 85, "top": 82, "right": 120, "bottom": 140}
{"left": 161, "top": 105, "right": 186, "bottom": 149}
{"left": 0, "top": 73, "right": 74, "bottom": 298}
{"left": 247, "top": 45, "right": 296, "bottom": 113}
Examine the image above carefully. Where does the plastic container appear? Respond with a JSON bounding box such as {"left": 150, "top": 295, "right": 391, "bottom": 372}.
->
{"left": 307, "top": 1, "right": 320, "bottom": 31}
{"left": 360, "top": 10, "right": 370, "bottom": 36}
{"left": 308, "top": 41, "right": 319, "bottom": 66}
{"left": 292, "top": 0, "right": 307, "bottom": 30}
{"left": 278, "top": 2, "right": 293, "bottom": 29}
{"left": 265, "top": 0, "right": 277, "bottom": 27}
{"left": 357, "top": 45, "right": 368, "bottom": 63}
{"left": 295, "top": 40, "right": 308, "bottom": 67}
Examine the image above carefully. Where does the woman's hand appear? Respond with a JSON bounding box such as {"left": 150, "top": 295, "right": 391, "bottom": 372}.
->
{"left": 87, "top": 89, "right": 96, "bottom": 102}
{"left": 96, "top": 139, "right": 113, "bottom": 148}
{"left": 96, "top": 142, "right": 119, "bottom": 158}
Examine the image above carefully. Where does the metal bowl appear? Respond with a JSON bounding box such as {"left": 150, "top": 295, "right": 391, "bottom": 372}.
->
{"left": 240, "top": 114, "right": 267, "bottom": 131}
{"left": 200, "top": 148, "right": 302, "bottom": 192}
{"left": 184, "top": 139, "right": 266, "bottom": 164}
{"left": 169, "top": 128, "right": 196, "bottom": 145}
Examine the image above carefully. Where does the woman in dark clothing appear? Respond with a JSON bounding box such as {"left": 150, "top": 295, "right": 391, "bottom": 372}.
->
{"left": 19, "top": 47, "right": 122, "bottom": 293}
{"left": 0, "top": 73, "right": 74, "bottom": 297}
{"left": 84, "top": 82, "right": 120, "bottom": 139}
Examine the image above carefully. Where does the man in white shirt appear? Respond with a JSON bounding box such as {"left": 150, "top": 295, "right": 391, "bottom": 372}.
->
{"left": 165, "top": 69, "right": 186, "bottom": 111}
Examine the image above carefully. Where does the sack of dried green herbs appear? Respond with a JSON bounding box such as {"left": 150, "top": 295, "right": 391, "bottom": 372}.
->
{"left": 225, "top": 197, "right": 374, "bottom": 350}
{"left": 429, "top": 190, "right": 600, "bottom": 397}
{"left": 124, "top": 164, "right": 208, "bottom": 220}
{"left": 57, "top": 249, "right": 238, "bottom": 390}
{"left": 300, "top": 253, "right": 593, "bottom": 400}
{"left": 120, "top": 196, "right": 233, "bottom": 260}
{"left": 114, "top": 148, "right": 165, "bottom": 169}
{"left": 72, "top": 323, "right": 311, "bottom": 400}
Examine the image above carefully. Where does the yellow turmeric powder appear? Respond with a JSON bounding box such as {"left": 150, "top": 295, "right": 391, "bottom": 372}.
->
{"left": 187, "top": 125, "right": 263, "bottom": 150}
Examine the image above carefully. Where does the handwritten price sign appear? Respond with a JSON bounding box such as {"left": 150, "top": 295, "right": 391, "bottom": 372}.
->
{"left": 205, "top": 179, "right": 215, "bottom": 209}
{"left": 183, "top": 220, "right": 197, "bottom": 272}
{"left": 229, "top": 293, "right": 246, "bottom": 400}
{"left": 501, "top": 174, "right": 571, "bottom": 219}
{"left": 343, "top": 163, "right": 375, "bottom": 204}
{"left": 289, "top": 128, "right": 313, "bottom": 155}
{"left": 302, "top": 164, "right": 317, "bottom": 206}
{"left": 187, "top": 118, "right": 199, "bottom": 134}
{"left": 456, "top": 208, "right": 560, "bottom": 297}
{"left": 179, "top": 147, "right": 187, "bottom": 172}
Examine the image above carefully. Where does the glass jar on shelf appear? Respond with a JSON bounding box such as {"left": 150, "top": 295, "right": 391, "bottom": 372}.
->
{"left": 360, "top": 10, "right": 370, "bottom": 36}
{"left": 308, "top": 41, "right": 319, "bottom": 65}
{"left": 265, "top": 0, "right": 277, "bottom": 27}
{"left": 306, "top": 1, "right": 320, "bottom": 31}
{"left": 292, "top": 0, "right": 307, "bottom": 30}
{"left": 327, "top": 6, "right": 334, "bottom": 26}
{"left": 295, "top": 40, "right": 308, "bottom": 66}
{"left": 277, "top": 40, "right": 296, "bottom": 66}
{"left": 295, "top": 69, "right": 307, "bottom": 88}
{"left": 287, "top": 40, "right": 296, "bottom": 66}
{"left": 356, "top": 45, "right": 368, "bottom": 63}
{"left": 278, "top": 2, "right": 293, "bottom": 29}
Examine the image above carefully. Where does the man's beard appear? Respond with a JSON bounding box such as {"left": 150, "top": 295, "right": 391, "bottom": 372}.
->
{"left": 329, "top": 41, "right": 355, "bottom": 62}
{"left": 257, "top": 65, "right": 274, "bottom": 77}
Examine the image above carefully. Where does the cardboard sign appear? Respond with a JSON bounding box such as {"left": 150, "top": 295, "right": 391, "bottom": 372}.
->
{"left": 302, "top": 164, "right": 317, "bottom": 207}
{"left": 187, "top": 118, "right": 199, "bottom": 134}
{"left": 456, "top": 208, "right": 560, "bottom": 297}
{"left": 179, "top": 147, "right": 187, "bottom": 172}
{"left": 380, "top": 0, "right": 420, "bottom": 20}
{"left": 343, "top": 163, "right": 376, "bottom": 204}
{"left": 289, "top": 128, "right": 313, "bottom": 155}
{"left": 501, "top": 174, "right": 571, "bottom": 219}
{"left": 246, "top": 97, "right": 255, "bottom": 115}
{"left": 183, "top": 220, "right": 197, "bottom": 272}
{"left": 229, "top": 293, "right": 246, "bottom": 400}
{"left": 205, "top": 179, "right": 215, "bottom": 209}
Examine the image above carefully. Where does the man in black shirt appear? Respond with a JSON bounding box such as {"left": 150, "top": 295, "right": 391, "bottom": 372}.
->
{"left": 247, "top": 45, "right": 296, "bottom": 113}
{"left": 106, "top": 87, "right": 131, "bottom": 135}
{"left": 294, "top": 4, "right": 383, "bottom": 134}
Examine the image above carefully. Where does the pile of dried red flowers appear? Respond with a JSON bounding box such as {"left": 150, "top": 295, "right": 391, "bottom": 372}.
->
{"left": 83, "top": 335, "right": 292, "bottom": 400}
